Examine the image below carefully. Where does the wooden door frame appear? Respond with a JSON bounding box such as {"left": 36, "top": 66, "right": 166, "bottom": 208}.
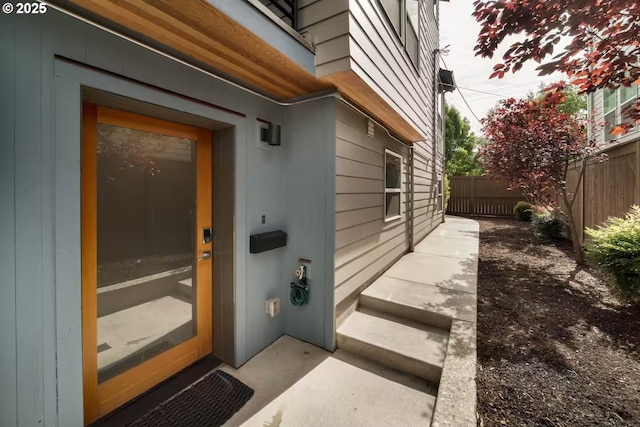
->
{"left": 81, "top": 103, "right": 213, "bottom": 425}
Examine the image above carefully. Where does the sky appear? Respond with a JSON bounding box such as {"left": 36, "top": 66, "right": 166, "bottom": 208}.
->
{"left": 439, "top": 1, "right": 562, "bottom": 136}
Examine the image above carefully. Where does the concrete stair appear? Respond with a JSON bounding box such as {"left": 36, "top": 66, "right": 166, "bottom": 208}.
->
{"left": 336, "top": 217, "right": 478, "bottom": 427}
{"left": 360, "top": 275, "right": 476, "bottom": 329}
{"left": 337, "top": 308, "right": 449, "bottom": 384}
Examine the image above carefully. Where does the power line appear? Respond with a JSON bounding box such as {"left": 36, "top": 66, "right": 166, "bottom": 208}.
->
{"left": 440, "top": 56, "right": 483, "bottom": 124}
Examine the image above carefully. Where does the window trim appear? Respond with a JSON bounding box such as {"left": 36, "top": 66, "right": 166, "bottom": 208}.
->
{"left": 384, "top": 149, "right": 403, "bottom": 222}
{"left": 378, "top": 0, "right": 421, "bottom": 72}
{"left": 602, "top": 85, "right": 639, "bottom": 142}
{"left": 436, "top": 173, "right": 444, "bottom": 213}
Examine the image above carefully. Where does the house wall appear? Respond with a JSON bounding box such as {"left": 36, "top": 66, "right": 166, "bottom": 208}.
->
{"left": 412, "top": 0, "right": 444, "bottom": 242}
{"left": 413, "top": 139, "right": 445, "bottom": 244}
{"left": 298, "top": 0, "right": 440, "bottom": 140}
{"left": 330, "top": 0, "right": 445, "bottom": 312}
{"left": 0, "top": 9, "right": 335, "bottom": 426}
{"left": 334, "top": 103, "right": 411, "bottom": 310}
{"left": 282, "top": 98, "right": 337, "bottom": 351}
{"left": 298, "top": 0, "right": 350, "bottom": 75}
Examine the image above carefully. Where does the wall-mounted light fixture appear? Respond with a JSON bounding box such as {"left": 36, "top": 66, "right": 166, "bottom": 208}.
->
{"left": 259, "top": 122, "right": 281, "bottom": 146}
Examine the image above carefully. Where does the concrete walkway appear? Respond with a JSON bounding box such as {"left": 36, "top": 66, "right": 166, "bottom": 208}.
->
{"left": 224, "top": 216, "right": 478, "bottom": 427}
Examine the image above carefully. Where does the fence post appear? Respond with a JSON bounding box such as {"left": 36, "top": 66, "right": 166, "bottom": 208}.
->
{"left": 471, "top": 176, "right": 477, "bottom": 215}
{"left": 581, "top": 161, "right": 586, "bottom": 244}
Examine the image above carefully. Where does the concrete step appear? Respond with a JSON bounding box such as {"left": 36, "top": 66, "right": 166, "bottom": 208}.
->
{"left": 336, "top": 309, "right": 449, "bottom": 384}
{"left": 360, "top": 276, "right": 476, "bottom": 330}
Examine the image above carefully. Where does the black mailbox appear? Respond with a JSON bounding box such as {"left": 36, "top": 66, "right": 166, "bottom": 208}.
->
{"left": 250, "top": 230, "right": 287, "bottom": 254}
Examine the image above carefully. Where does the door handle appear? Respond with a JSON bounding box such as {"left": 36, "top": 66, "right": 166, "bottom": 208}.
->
{"left": 197, "top": 250, "right": 212, "bottom": 261}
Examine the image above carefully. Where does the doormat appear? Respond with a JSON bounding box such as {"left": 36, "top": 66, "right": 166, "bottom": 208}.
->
{"left": 128, "top": 370, "right": 254, "bottom": 427}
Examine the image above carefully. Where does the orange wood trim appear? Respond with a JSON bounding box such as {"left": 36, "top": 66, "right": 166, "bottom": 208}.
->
{"left": 81, "top": 102, "right": 99, "bottom": 425}
{"left": 322, "top": 70, "right": 425, "bottom": 142}
{"left": 82, "top": 105, "right": 215, "bottom": 424}
{"left": 67, "top": 0, "right": 334, "bottom": 99}
{"left": 96, "top": 106, "right": 203, "bottom": 140}
{"left": 196, "top": 128, "right": 213, "bottom": 356}
{"left": 98, "top": 338, "right": 199, "bottom": 415}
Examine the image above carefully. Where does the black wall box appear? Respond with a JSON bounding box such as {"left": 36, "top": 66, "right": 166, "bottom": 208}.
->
{"left": 250, "top": 230, "right": 287, "bottom": 253}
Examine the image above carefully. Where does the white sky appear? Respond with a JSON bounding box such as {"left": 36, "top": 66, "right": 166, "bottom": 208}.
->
{"left": 439, "top": 1, "right": 563, "bottom": 135}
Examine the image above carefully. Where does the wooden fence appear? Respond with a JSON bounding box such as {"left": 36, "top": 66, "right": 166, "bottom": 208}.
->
{"left": 447, "top": 139, "right": 640, "bottom": 241}
{"left": 566, "top": 139, "right": 639, "bottom": 244}
{"left": 447, "top": 176, "right": 526, "bottom": 217}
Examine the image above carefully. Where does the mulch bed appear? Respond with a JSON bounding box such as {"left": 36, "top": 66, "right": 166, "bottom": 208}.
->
{"left": 475, "top": 217, "right": 640, "bottom": 427}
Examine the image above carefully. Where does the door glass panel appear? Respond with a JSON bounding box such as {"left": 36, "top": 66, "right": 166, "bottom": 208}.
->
{"left": 96, "top": 123, "right": 197, "bottom": 383}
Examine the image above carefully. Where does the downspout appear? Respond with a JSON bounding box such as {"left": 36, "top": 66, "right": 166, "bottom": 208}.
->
{"left": 409, "top": 145, "right": 415, "bottom": 252}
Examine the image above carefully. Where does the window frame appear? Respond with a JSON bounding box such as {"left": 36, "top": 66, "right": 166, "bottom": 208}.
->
{"left": 384, "top": 149, "right": 403, "bottom": 222}
{"left": 378, "top": 0, "right": 421, "bottom": 71}
{"left": 436, "top": 173, "right": 444, "bottom": 213}
{"left": 603, "top": 85, "right": 639, "bottom": 142}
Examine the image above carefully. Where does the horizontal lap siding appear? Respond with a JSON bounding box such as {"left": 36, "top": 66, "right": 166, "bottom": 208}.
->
{"left": 348, "top": 0, "right": 438, "bottom": 139}
{"left": 334, "top": 104, "right": 409, "bottom": 306}
{"left": 411, "top": 0, "right": 443, "bottom": 243}
{"left": 413, "top": 143, "right": 443, "bottom": 244}
{"left": 298, "top": 0, "right": 349, "bottom": 69}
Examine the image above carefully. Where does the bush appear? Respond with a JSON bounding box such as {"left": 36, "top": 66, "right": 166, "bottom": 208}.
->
{"left": 585, "top": 205, "right": 640, "bottom": 301}
{"left": 532, "top": 210, "right": 566, "bottom": 239}
{"left": 444, "top": 174, "right": 451, "bottom": 211}
{"left": 514, "top": 201, "right": 533, "bottom": 221}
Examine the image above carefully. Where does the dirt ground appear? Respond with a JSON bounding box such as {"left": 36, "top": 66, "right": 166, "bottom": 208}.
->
{"left": 475, "top": 217, "right": 640, "bottom": 427}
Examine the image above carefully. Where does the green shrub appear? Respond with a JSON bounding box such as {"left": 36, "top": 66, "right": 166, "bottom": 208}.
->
{"left": 532, "top": 210, "right": 566, "bottom": 239}
{"left": 514, "top": 201, "right": 533, "bottom": 221}
{"left": 585, "top": 205, "right": 640, "bottom": 301}
{"left": 444, "top": 174, "right": 451, "bottom": 211}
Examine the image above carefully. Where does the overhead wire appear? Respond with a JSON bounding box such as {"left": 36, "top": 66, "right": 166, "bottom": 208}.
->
{"left": 440, "top": 55, "right": 483, "bottom": 124}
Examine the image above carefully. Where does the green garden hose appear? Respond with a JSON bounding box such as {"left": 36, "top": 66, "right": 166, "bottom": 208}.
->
{"left": 290, "top": 281, "right": 309, "bottom": 306}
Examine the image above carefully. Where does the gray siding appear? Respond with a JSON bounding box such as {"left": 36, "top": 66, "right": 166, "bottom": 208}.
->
{"left": 0, "top": 20, "right": 17, "bottom": 427}
{"left": 413, "top": 140, "right": 445, "bottom": 243}
{"left": 329, "top": 0, "right": 444, "bottom": 308}
{"left": 298, "top": 0, "right": 350, "bottom": 73}
{"left": 411, "top": 0, "right": 443, "bottom": 242}
{"left": 283, "top": 98, "right": 337, "bottom": 351}
{"left": 1, "top": 9, "right": 336, "bottom": 425}
{"left": 299, "top": 0, "right": 439, "bottom": 140}
{"left": 334, "top": 104, "right": 410, "bottom": 307}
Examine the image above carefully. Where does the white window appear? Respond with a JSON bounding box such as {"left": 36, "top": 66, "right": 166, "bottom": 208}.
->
{"left": 603, "top": 85, "right": 639, "bottom": 142}
{"left": 384, "top": 149, "right": 403, "bottom": 221}
{"left": 379, "top": 0, "right": 420, "bottom": 68}
{"left": 603, "top": 88, "right": 617, "bottom": 142}
{"left": 620, "top": 84, "right": 639, "bottom": 133}
{"left": 436, "top": 173, "right": 443, "bottom": 213}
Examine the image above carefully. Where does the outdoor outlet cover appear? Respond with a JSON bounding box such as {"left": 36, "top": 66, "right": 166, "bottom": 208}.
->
{"left": 265, "top": 298, "right": 280, "bottom": 317}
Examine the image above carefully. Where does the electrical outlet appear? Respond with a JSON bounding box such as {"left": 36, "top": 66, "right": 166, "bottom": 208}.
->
{"left": 265, "top": 298, "right": 280, "bottom": 317}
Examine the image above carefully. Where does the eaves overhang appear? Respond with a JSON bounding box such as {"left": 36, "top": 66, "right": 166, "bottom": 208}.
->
{"left": 50, "top": 0, "right": 334, "bottom": 100}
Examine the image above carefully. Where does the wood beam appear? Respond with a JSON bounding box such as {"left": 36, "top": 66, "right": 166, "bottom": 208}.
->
{"left": 322, "top": 70, "right": 425, "bottom": 142}
{"left": 61, "top": 0, "right": 334, "bottom": 99}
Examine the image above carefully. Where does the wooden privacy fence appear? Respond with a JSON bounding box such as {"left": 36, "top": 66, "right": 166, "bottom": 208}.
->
{"left": 447, "top": 176, "right": 526, "bottom": 217}
{"left": 447, "top": 139, "right": 639, "bottom": 240}
{"left": 565, "top": 139, "right": 640, "bottom": 244}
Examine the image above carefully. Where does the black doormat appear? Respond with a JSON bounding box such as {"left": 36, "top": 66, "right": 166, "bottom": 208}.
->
{"left": 128, "top": 370, "right": 254, "bottom": 427}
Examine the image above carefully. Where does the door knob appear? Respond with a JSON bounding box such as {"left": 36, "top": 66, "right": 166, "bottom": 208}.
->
{"left": 197, "top": 250, "right": 212, "bottom": 261}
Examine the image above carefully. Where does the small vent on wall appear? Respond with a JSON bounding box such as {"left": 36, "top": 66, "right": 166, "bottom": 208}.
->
{"left": 367, "top": 119, "right": 375, "bottom": 138}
